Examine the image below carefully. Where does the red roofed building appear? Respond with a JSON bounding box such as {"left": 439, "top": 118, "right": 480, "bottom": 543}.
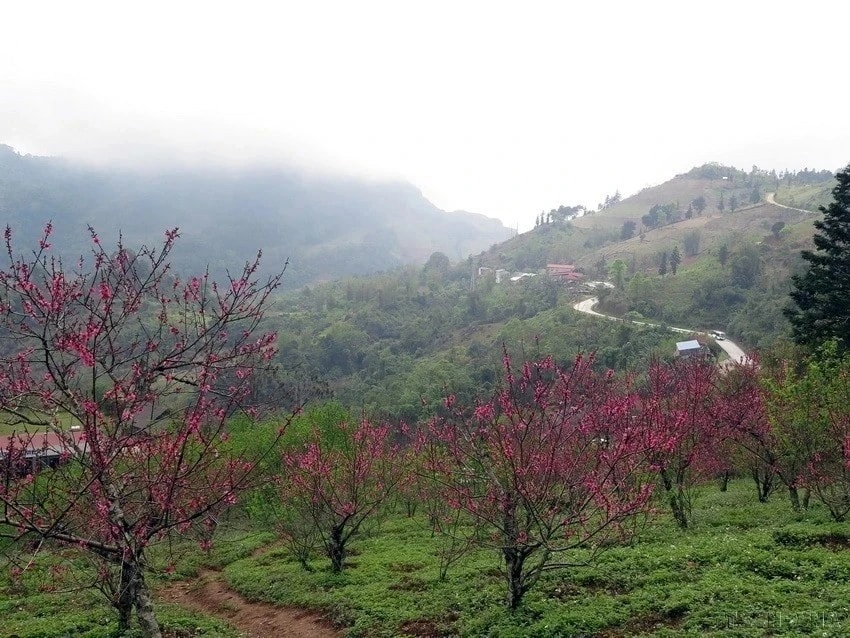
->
{"left": 547, "top": 264, "right": 584, "bottom": 283}
{"left": 0, "top": 430, "right": 85, "bottom": 471}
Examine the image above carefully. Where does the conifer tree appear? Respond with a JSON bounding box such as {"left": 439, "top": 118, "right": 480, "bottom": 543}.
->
{"left": 786, "top": 163, "right": 850, "bottom": 350}
{"left": 670, "top": 246, "right": 681, "bottom": 275}
{"left": 718, "top": 244, "right": 729, "bottom": 268}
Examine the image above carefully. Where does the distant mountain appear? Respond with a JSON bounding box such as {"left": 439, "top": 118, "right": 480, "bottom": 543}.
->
{"left": 0, "top": 145, "right": 512, "bottom": 288}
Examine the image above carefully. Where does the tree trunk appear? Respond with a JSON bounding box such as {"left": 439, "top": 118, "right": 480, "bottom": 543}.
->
{"left": 669, "top": 489, "right": 688, "bottom": 529}
{"left": 801, "top": 488, "right": 810, "bottom": 510}
{"left": 405, "top": 499, "right": 417, "bottom": 518}
{"left": 661, "top": 470, "right": 688, "bottom": 529}
{"left": 752, "top": 466, "right": 775, "bottom": 503}
{"left": 116, "top": 559, "right": 135, "bottom": 633}
{"left": 132, "top": 567, "right": 162, "bottom": 638}
{"left": 328, "top": 525, "right": 346, "bottom": 572}
{"left": 117, "top": 602, "right": 132, "bottom": 633}
{"left": 719, "top": 471, "right": 730, "bottom": 492}
{"left": 503, "top": 546, "right": 526, "bottom": 610}
{"left": 105, "top": 488, "right": 161, "bottom": 637}
{"left": 789, "top": 485, "right": 801, "bottom": 511}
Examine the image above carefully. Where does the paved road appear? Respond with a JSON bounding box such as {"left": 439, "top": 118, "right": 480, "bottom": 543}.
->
{"left": 573, "top": 297, "right": 750, "bottom": 364}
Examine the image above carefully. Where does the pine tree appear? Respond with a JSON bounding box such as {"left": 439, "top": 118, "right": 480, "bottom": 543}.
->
{"left": 786, "top": 163, "right": 850, "bottom": 350}
{"left": 658, "top": 251, "right": 668, "bottom": 277}
{"left": 729, "top": 194, "right": 738, "bottom": 212}
{"left": 718, "top": 244, "right": 729, "bottom": 268}
{"left": 670, "top": 246, "right": 681, "bottom": 275}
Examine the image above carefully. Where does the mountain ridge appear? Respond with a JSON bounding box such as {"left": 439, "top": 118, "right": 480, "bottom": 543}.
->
{"left": 0, "top": 145, "right": 512, "bottom": 288}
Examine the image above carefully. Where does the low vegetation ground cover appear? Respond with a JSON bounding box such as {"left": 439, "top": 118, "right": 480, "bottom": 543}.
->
{"left": 212, "top": 480, "right": 850, "bottom": 637}
{"left": 10, "top": 480, "right": 850, "bottom": 637}
{"left": 0, "top": 525, "right": 280, "bottom": 637}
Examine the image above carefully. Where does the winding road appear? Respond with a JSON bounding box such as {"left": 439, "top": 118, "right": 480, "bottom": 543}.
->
{"left": 573, "top": 297, "right": 749, "bottom": 364}
{"left": 765, "top": 191, "right": 815, "bottom": 215}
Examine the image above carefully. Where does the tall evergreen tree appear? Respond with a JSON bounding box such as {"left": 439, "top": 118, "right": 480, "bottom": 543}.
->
{"left": 786, "top": 163, "right": 850, "bottom": 350}
{"left": 717, "top": 244, "right": 729, "bottom": 268}
{"left": 658, "top": 251, "right": 668, "bottom": 277}
{"left": 670, "top": 246, "right": 681, "bottom": 275}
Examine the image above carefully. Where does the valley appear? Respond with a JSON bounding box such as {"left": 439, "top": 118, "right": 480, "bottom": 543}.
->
{"left": 2, "top": 157, "right": 849, "bottom": 638}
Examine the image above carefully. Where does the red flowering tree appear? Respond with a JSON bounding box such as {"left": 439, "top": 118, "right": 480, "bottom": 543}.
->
{"left": 713, "top": 358, "right": 780, "bottom": 503}
{"left": 426, "top": 353, "right": 663, "bottom": 609}
{"left": 280, "top": 418, "right": 408, "bottom": 572}
{"left": 414, "top": 424, "right": 482, "bottom": 581}
{"left": 0, "top": 224, "right": 284, "bottom": 638}
{"left": 638, "top": 357, "right": 725, "bottom": 529}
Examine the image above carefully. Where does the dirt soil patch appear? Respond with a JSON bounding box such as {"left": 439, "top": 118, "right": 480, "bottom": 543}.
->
{"left": 158, "top": 569, "right": 341, "bottom": 638}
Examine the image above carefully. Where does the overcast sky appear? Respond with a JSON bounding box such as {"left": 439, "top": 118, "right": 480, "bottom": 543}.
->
{"left": 2, "top": 0, "right": 848, "bottom": 230}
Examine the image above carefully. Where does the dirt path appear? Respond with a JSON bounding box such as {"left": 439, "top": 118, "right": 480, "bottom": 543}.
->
{"left": 158, "top": 569, "right": 341, "bottom": 638}
{"left": 766, "top": 191, "right": 814, "bottom": 214}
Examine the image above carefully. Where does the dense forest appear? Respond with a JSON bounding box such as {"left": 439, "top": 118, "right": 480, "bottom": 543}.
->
{"left": 268, "top": 259, "right": 683, "bottom": 421}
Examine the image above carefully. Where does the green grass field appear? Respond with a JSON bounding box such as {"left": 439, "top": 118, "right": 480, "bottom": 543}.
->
{"left": 4, "top": 480, "right": 850, "bottom": 637}
{"left": 0, "top": 409, "right": 79, "bottom": 436}
{"left": 216, "top": 481, "right": 850, "bottom": 637}
{"left": 775, "top": 182, "right": 834, "bottom": 212}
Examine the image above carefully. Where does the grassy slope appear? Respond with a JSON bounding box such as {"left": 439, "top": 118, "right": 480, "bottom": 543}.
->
{"left": 7, "top": 480, "right": 850, "bottom": 637}
{"left": 0, "top": 410, "right": 78, "bottom": 436}
{"left": 217, "top": 480, "right": 850, "bottom": 637}
{"left": 480, "top": 166, "right": 813, "bottom": 278}
{"left": 579, "top": 202, "right": 815, "bottom": 350}
{"left": 575, "top": 201, "right": 811, "bottom": 273}
{"left": 774, "top": 180, "right": 835, "bottom": 212}
{"left": 574, "top": 178, "right": 722, "bottom": 226}
{"left": 0, "top": 528, "right": 277, "bottom": 638}
{"left": 472, "top": 166, "right": 830, "bottom": 350}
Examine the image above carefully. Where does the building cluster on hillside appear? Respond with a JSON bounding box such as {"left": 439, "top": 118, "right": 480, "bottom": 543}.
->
{"left": 477, "top": 263, "right": 586, "bottom": 286}
{"left": 546, "top": 264, "right": 583, "bottom": 284}
{"left": 477, "top": 266, "right": 532, "bottom": 284}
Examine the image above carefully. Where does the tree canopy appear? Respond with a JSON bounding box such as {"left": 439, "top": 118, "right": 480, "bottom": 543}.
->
{"left": 0, "top": 225, "right": 285, "bottom": 637}
{"left": 786, "top": 163, "right": 850, "bottom": 350}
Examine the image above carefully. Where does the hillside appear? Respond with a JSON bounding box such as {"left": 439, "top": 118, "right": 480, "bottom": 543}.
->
{"left": 0, "top": 145, "right": 512, "bottom": 288}
{"left": 252, "top": 163, "right": 839, "bottom": 418}
{"left": 1, "top": 154, "right": 836, "bottom": 418}
{"left": 515, "top": 164, "right": 836, "bottom": 349}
